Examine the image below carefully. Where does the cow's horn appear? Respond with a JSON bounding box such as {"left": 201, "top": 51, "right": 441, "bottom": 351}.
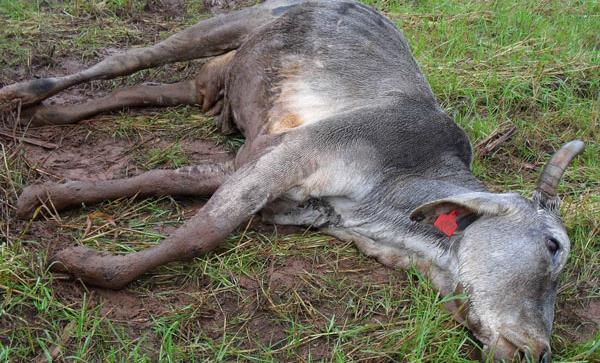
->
{"left": 535, "top": 140, "right": 585, "bottom": 202}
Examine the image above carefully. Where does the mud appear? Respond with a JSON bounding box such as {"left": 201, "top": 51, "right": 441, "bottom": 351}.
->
{"left": 0, "top": 243, "right": 310, "bottom": 358}
{"left": 22, "top": 127, "right": 134, "bottom": 181}
{"left": 555, "top": 296, "right": 600, "bottom": 344}
{"left": 268, "top": 258, "right": 314, "bottom": 290}
{"left": 17, "top": 124, "right": 233, "bottom": 184}
{"left": 179, "top": 138, "right": 234, "bottom": 164}
{"left": 203, "top": 0, "right": 263, "bottom": 14}
{"left": 583, "top": 299, "right": 600, "bottom": 326}
{"left": 145, "top": 0, "right": 187, "bottom": 18}
{"left": 49, "top": 279, "right": 194, "bottom": 332}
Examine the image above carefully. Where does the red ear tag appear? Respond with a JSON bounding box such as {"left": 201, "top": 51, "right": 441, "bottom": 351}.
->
{"left": 434, "top": 209, "right": 459, "bottom": 237}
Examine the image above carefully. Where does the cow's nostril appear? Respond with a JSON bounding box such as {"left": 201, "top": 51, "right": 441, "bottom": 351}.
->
{"left": 538, "top": 348, "right": 551, "bottom": 363}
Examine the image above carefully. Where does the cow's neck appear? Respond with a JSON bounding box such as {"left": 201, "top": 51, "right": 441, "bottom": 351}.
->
{"left": 330, "top": 155, "right": 487, "bottom": 295}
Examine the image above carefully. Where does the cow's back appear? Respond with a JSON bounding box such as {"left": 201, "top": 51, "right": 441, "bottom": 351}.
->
{"left": 224, "top": 0, "right": 438, "bottom": 140}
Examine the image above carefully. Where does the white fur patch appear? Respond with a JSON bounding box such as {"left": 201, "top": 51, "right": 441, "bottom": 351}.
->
{"left": 267, "top": 57, "right": 358, "bottom": 133}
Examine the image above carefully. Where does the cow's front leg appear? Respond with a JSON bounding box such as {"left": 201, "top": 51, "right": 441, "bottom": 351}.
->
{"left": 16, "top": 162, "right": 233, "bottom": 219}
{"left": 50, "top": 198, "right": 237, "bottom": 289}
{"left": 48, "top": 144, "right": 313, "bottom": 288}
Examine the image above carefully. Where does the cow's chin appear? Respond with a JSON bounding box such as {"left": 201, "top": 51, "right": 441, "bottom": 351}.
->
{"left": 439, "top": 286, "right": 494, "bottom": 359}
{"left": 462, "top": 311, "right": 514, "bottom": 362}
{"left": 439, "top": 284, "right": 550, "bottom": 362}
{"left": 459, "top": 307, "right": 551, "bottom": 363}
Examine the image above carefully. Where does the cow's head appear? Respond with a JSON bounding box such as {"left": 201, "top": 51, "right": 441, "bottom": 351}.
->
{"left": 410, "top": 140, "right": 584, "bottom": 362}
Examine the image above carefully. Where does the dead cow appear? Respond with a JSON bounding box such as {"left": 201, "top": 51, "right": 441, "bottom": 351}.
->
{"left": 1, "top": 1, "right": 584, "bottom": 361}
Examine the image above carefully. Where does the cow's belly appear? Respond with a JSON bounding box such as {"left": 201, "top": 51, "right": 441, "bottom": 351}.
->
{"left": 226, "top": 53, "right": 360, "bottom": 137}
{"left": 265, "top": 68, "right": 357, "bottom": 134}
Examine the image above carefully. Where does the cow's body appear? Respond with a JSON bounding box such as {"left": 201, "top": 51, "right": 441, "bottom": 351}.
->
{"left": 1, "top": 1, "right": 584, "bottom": 362}
{"left": 221, "top": 2, "right": 480, "bottom": 286}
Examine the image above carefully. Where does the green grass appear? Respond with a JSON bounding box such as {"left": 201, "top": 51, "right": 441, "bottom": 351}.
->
{"left": 1, "top": 0, "right": 598, "bottom": 362}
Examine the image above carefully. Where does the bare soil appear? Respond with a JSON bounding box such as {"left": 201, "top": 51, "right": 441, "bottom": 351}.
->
{"left": 20, "top": 125, "right": 232, "bottom": 182}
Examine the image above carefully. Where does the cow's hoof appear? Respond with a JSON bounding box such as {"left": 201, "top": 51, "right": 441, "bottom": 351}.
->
{"left": 19, "top": 104, "right": 45, "bottom": 126}
{"left": 0, "top": 78, "right": 56, "bottom": 109}
{"left": 16, "top": 184, "right": 50, "bottom": 219}
{"left": 50, "top": 246, "right": 130, "bottom": 289}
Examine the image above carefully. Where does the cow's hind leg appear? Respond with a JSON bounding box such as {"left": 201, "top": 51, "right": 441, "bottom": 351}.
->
{"left": 22, "top": 80, "right": 199, "bottom": 126}
{"left": 22, "top": 49, "right": 237, "bottom": 126}
{"left": 16, "top": 161, "right": 232, "bottom": 219}
{"left": 0, "top": 3, "right": 288, "bottom": 107}
{"left": 48, "top": 144, "right": 311, "bottom": 289}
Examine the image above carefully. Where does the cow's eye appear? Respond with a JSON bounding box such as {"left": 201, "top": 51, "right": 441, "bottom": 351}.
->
{"left": 546, "top": 238, "right": 560, "bottom": 255}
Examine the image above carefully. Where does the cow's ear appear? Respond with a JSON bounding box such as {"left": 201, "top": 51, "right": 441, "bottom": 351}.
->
{"left": 409, "top": 192, "right": 514, "bottom": 237}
